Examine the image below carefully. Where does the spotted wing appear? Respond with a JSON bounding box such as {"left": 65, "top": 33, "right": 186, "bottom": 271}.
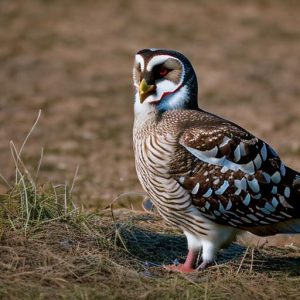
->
{"left": 175, "top": 122, "right": 300, "bottom": 235}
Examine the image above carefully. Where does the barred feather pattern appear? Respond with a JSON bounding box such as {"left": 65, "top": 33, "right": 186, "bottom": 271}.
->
{"left": 134, "top": 109, "right": 300, "bottom": 238}
{"left": 133, "top": 114, "right": 212, "bottom": 237}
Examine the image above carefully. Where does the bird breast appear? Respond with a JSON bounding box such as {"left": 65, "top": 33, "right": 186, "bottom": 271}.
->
{"left": 133, "top": 124, "right": 192, "bottom": 214}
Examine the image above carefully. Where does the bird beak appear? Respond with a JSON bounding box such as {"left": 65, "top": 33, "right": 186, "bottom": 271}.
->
{"left": 139, "top": 79, "right": 156, "bottom": 103}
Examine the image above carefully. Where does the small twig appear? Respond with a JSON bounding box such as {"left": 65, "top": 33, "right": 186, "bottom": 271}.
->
{"left": 64, "top": 181, "right": 68, "bottom": 215}
{"left": 69, "top": 164, "right": 79, "bottom": 196}
{"left": 52, "top": 184, "right": 58, "bottom": 205}
{"left": 204, "top": 275, "right": 209, "bottom": 300}
{"left": 236, "top": 246, "right": 249, "bottom": 275}
{"left": 109, "top": 195, "right": 131, "bottom": 252}
{"left": 20, "top": 176, "right": 30, "bottom": 236}
{"left": 18, "top": 109, "right": 41, "bottom": 157}
{"left": 0, "top": 173, "right": 11, "bottom": 188}
{"left": 10, "top": 141, "right": 35, "bottom": 186}
{"left": 108, "top": 191, "right": 147, "bottom": 211}
{"left": 250, "top": 247, "right": 254, "bottom": 273}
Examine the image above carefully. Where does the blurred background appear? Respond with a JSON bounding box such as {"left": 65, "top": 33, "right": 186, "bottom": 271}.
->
{"left": 0, "top": 0, "right": 299, "bottom": 210}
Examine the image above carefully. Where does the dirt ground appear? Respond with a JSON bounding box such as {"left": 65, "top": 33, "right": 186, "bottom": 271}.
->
{"left": 1, "top": 0, "right": 299, "bottom": 207}
{"left": 0, "top": 0, "right": 300, "bottom": 298}
{"left": 1, "top": 208, "right": 299, "bottom": 300}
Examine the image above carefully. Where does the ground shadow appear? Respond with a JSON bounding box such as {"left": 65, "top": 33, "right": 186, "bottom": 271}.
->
{"left": 117, "top": 224, "right": 300, "bottom": 275}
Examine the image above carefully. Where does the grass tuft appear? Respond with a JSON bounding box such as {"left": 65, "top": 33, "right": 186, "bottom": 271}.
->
{"left": 0, "top": 111, "right": 84, "bottom": 236}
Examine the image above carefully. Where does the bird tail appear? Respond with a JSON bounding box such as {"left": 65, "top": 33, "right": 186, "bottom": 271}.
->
{"left": 249, "top": 218, "right": 300, "bottom": 236}
{"left": 274, "top": 218, "right": 300, "bottom": 234}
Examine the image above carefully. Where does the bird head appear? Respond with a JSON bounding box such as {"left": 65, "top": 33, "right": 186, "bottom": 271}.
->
{"left": 133, "top": 49, "right": 198, "bottom": 113}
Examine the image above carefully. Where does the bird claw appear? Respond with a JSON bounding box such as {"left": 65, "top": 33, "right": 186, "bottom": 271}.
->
{"left": 196, "top": 260, "right": 211, "bottom": 270}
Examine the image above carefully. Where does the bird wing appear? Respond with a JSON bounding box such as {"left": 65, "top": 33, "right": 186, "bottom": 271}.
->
{"left": 175, "top": 117, "right": 299, "bottom": 235}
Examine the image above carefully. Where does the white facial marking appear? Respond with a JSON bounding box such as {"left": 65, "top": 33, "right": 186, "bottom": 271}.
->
{"left": 166, "top": 85, "right": 188, "bottom": 108}
{"left": 135, "top": 54, "right": 145, "bottom": 71}
{"left": 142, "top": 79, "right": 176, "bottom": 103}
{"left": 135, "top": 54, "right": 187, "bottom": 105}
{"left": 147, "top": 55, "right": 174, "bottom": 71}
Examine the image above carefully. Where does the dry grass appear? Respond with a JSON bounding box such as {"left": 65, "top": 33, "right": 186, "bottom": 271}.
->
{"left": 0, "top": 134, "right": 299, "bottom": 299}
{"left": 1, "top": 205, "right": 300, "bottom": 299}
{"left": 0, "top": 0, "right": 299, "bottom": 207}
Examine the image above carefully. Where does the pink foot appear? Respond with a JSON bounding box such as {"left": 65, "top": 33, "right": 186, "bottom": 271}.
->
{"left": 164, "top": 263, "right": 195, "bottom": 273}
{"left": 164, "top": 249, "right": 199, "bottom": 273}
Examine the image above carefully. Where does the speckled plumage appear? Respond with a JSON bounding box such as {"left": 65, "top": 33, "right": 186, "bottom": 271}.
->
{"left": 132, "top": 48, "right": 300, "bottom": 272}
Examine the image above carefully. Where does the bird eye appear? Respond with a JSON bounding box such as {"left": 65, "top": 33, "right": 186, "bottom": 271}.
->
{"left": 159, "top": 67, "right": 170, "bottom": 77}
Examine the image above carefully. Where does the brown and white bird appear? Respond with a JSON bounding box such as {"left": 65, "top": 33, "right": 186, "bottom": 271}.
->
{"left": 132, "top": 48, "right": 300, "bottom": 272}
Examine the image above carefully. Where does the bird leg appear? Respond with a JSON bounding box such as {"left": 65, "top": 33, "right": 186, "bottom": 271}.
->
{"left": 197, "top": 260, "right": 211, "bottom": 270}
{"left": 164, "top": 249, "right": 199, "bottom": 273}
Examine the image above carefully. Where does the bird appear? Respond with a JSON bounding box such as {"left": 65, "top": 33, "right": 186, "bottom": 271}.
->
{"left": 132, "top": 48, "right": 300, "bottom": 272}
